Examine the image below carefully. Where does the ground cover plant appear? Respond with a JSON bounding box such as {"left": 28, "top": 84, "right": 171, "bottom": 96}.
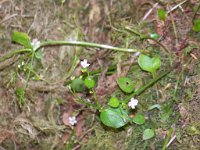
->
{"left": 0, "top": 0, "right": 200, "bottom": 150}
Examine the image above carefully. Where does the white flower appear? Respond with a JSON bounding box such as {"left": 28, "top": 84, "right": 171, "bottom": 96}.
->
{"left": 68, "top": 116, "right": 77, "bottom": 126}
{"left": 134, "top": 51, "right": 141, "bottom": 57}
{"left": 31, "top": 38, "right": 40, "bottom": 51}
{"left": 80, "top": 59, "right": 90, "bottom": 68}
{"left": 86, "top": 99, "right": 91, "bottom": 102}
{"left": 128, "top": 98, "right": 138, "bottom": 109}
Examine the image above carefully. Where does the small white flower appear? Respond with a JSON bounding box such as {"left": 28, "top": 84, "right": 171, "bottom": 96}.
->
{"left": 134, "top": 51, "right": 141, "bottom": 57}
{"left": 128, "top": 97, "right": 138, "bottom": 109}
{"left": 31, "top": 38, "right": 41, "bottom": 51}
{"left": 86, "top": 99, "right": 91, "bottom": 102}
{"left": 18, "top": 64, "right": 21, "bottom": 68}
{"left": 68, "top": 116, "right": 77, "bottom": 126}
{"left": 80, "top": 59, "right": 90, "bottom": 68}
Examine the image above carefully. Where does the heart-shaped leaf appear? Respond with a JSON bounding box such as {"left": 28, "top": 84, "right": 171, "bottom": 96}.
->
{"left": 143, "top": 128, "right": 155, "bottom": 140}
{"left": 100, "top": 107, "right": 130, "bottom": 128}
{"left": 71, "top": 78, "right": 86, "bottom": 92}
{"left": 117, "top": 77, "right": 135, "bottom": 93}
{"left": 132, "top": 114, "right": 145, "bottom": 125}
{"left": 138, "top": 54, "right": 161, "bottom": 73}
{"left": 84, "top": 76, "right": 95, "bottom": 89}
{"left": 138, "top": 54, "right": 154, "bottom": 73}
{"left": 108, "top": 97, "right": 119, "bottom": 108}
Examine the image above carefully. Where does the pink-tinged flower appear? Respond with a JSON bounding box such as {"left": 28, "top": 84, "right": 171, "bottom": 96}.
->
{"left": 128, "top": 98, "right": 138, "bottom": 109}
{"left": 68, "top": 116, "right": 77, "bottom": 126}
{"left": 80, "top": 59, "right": 90, "bottom": 68}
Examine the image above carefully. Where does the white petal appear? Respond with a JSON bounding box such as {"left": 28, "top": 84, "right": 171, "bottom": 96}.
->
{"left": 80, "top": 59, "right": 90, "bottom": 68}
{"left": 128, "top": 98, "right": 138, "bottom": 109}
{"left": 31, "top": 39, "right": 41, "bottom": 51}
{"left": 68, "top": 116, "right": 77, "bottom": 126}
{"left": 135, "top": 51, "right": 141, "bottom": 57}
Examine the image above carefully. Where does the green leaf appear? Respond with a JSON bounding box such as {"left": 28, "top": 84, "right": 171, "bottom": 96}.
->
{"left": 100, "top": 107, "right": 130, "bottom": 128}
{"left": 132, "top": 114, "right": 145, "bottom": 125}
{"left": 138, "top": 54, "right": 161, "bottom": 73}
{"left": 150, "top": 33, "right": 160, "bottom": 39}
{"left": 138, "top": 54, "right": 154, "bottom": 73}
{"left": 35, "top": 49, "right": 42, "bottom": 60}
{"left": 185, "top": 44, "right": 199, "bottom": 53}
{"left": 12, "top": 31, "right": 32, "bottom": 48}
{"left": 143, "top": 129, "right": 155, "bottom": 140}
{"left": 193, "top": 19, "right": 200, "bottom": 32}
{"left": 71, "top": 78, "right": 86, "bottom": 92}
{"left": 148, "top": 104, "right": 161, "bottom": 110}
{"left": 152, "top": 55, "right": 161, "bottom": 71}
{"left": 157, "top": 9, "right": 166, "bottom": 21}
{"left": 15, "top": 87, "right": 25, "bottom": 106}
{"left": 84, "top": 76, "right": 95, "bottom": 89}
{"left": 108, "top": 97, "right": 119, "bottom": 108}
{"left": 117, "top": 77, "right": 135, "bottom": 93}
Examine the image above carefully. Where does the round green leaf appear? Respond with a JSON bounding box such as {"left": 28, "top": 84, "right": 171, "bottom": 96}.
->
{"left": 138, "top": 54, "right": 161, "bottom": 73}
{"left": 117, "top": 77, "right": 135, "bottom": 93}
{"left": 71, "top": 78, "right": 86, "bottom": 92}
{"left": 138, "top": 54, "right": 154, "bottom": 73}
{"left": 84, "top": 76, "right": 95, "bottom": 89}
{"left": 100, "top": 107, "right": 130, "bottom": 128}
{"left": 108, "top": 97, "right": 119, "bottom": 108}
{"left": 143, "top": 128, "right": 155, "bottom": 140}
{"left": 132, "top": 114, "right": 145, "bottom": 125}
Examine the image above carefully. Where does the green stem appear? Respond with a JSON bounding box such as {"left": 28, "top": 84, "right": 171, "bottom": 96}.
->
{"left": 39, "top": 40, "right": 140, "bottom": 53}
{"left": 125, "top": 27, "right": 170, "bottom": 53}
{"left": 152, "top": 71, "right": 156, "bottom": 79}
{"left": 0, "top": 49, "right": 32, "bottom": 62}
{"left": 125, "top": 69, "right": 171, "bottom": 103}
{"left": 192, "top": 1, "right": 200, "bottom": 23}
{"left": 162, "top": 128, "right": 173, "bottom": 150}
{"left": 25, "top": 51, "right": 35, "bottom": 90}
{"left": 92, "top": 88, "right": 101, "bottom": 110}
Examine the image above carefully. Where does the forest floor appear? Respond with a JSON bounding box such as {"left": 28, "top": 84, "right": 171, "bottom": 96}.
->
{"left": 0, "top": 0, "right": 200, "bottom": 150}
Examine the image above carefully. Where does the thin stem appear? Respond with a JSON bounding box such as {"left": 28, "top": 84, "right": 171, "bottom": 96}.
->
{"left": 71, "top": 89, "right": 98, "bottom": 109}
{"left": 125, "top": 69, "right": 171, "bottom": 103}
{"left": 173, "top": 58, "right": 192, "bottom": 97}
{"left": 39, "top": 40, "right": 140, "bottom": 53}
{"left": 168, "top": 3, "right": 178, "bottom": 46}
{"left": 125, "top": 27, "right": 170, "bottom": 53}
{"left": 162, "top": 128, "right": 173, "bottom": 150}
{"left": 92, "top": 88, "right": 101, "bottom": 110}
{"left": 152, "top": 71, "right": 156, "bottom": 79}
{"left": 0, "top": 49, "right": 32, "bottom": 62}
{"left": 192, "top": 1, "right": 200, "bottom": 22}
{"left": 25, "top": 51, "right": 35, "bottom": 90}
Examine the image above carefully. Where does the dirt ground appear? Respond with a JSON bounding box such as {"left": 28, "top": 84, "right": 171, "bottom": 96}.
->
{"left": 0, "top": 0, "right": 200, "bottom": 150}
